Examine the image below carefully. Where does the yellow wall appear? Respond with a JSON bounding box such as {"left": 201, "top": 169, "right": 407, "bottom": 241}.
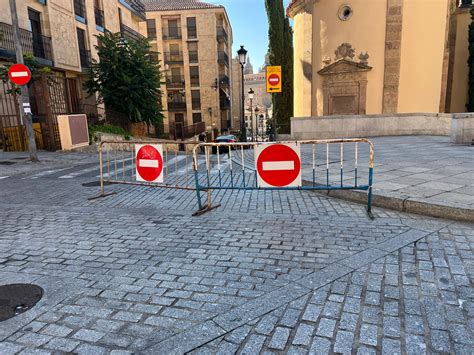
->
{"left": 293, "top": 12, "right": 312, "bottom": 117}
{"left": 397, "top": 0, "right": 448, "bottom": 113}
{"left": 450, "top": 9, "right": 470, "bottom": 113}
{"left": 311, "top": 0, "right": 387, "bottom": 116}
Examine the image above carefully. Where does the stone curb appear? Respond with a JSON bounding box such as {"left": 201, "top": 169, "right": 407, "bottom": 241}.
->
{"left": 144, "top": 229, "right": 436, "bottom": 354}
{"left": 302, "top": 180, "right": 474, "bottom": 223}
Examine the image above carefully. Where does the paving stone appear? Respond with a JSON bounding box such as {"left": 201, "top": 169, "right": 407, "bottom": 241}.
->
{"left": 359, "top": 324, "right": 378, "bottom": 346}
{"left": 72, "top": 329, "right": 105, "bottom": 342}
{"left": 316, "top": 318, "right": 336, "bottom": 338}
{"left": 268, "top": 327, "right": 291, "bottom": 350}
{"left": 333, "top": 330, "right": 354, "bottom": 354}
{"left": 292, "top": 323, "right": 314, "bottom": 346}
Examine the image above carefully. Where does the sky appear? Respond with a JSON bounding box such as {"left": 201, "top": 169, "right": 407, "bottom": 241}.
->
{"left": 208, "top": 0, "right": 292, "bottom": 73}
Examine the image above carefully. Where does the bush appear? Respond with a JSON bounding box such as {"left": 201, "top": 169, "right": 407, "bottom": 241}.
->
{"left": 88, "top": 124, "right": 130, "bottom": 143}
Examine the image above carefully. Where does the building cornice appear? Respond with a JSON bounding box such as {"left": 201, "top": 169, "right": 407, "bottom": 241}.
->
{"left": 286, "top": 0, "right": 313, "bottom": 18}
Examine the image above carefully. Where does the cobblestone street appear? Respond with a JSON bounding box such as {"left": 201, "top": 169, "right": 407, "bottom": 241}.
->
{"left": 0, "top": 156, "right": 473, "bottom": 354}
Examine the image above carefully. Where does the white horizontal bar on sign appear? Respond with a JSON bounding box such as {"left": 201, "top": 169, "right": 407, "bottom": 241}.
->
{"left": 262, "top": 161, "right": 294, "bottom": 171}
{"left": 139, "top": 159, "right": 159, "bottom": 168}
{"left": 11, "top": 71, "right": 28, "bottom": 77}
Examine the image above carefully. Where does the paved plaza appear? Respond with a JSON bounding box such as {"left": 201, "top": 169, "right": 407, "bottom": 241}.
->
{"left": 0, "top": 136, "right": 473, "bottom": 354}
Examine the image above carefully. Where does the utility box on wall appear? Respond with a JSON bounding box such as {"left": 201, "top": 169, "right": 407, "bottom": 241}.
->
{"left": 57, "top": 114, "right": 89, "bottom": 150}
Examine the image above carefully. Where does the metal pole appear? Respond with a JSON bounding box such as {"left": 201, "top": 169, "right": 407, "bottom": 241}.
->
{"left": 240, "top": 65, "right": 246, "bottom": 142}
{"left": 249, "top": 98, "right": 253, "bottom": 142}
{"left": 9, "top": 0, "right": 38, "bottom": 162}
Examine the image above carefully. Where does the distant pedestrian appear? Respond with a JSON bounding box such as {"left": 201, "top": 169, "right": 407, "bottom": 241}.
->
{"left": 199, "top": 132, "right": 207, "bottom": 153}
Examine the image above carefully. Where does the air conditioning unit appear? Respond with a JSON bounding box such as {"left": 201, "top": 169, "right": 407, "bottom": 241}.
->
{"left": 57, "top": 114, "right": 89, "bottom": 150}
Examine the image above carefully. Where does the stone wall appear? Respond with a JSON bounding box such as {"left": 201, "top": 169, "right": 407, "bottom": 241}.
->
{"left": 451, "top": 113, "right": 474, "bottom": 144}
{"left": 291, "top": 113, "right": 452, "bottom": 140}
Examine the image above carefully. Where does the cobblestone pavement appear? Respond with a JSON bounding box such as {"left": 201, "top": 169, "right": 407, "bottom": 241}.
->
{"left": 0, "top": 156, "right": 473, "bottom": 354}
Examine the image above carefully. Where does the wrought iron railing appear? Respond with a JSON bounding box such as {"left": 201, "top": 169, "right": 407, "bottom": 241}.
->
{"left": 168, "top": 100, "right": 186, "bottom": 111}
{"left": 94, "top": 7, "right": 105, "bottom": 28}
{"left": 0, "top": 22, "right": 53, "bottom": 61}
{"left": 162, "top": 27, "right": 182, "bottom": 40}
{"left": 216, "top": 26, "right": 228, "bottom": 42}
{"left": 219, "top": 74, "right": 230, "bottom": 87}
{"left": 120, "top": 0, "right": 146, "bottom": 20}
{"left": 218, "top": 51, "right": 229, "bottom": 66}
{"left": 220, "top": 97, "right": 231, "bottom": 109}
{"left": 166, "top": 75, "right": 185, "bottom": 88}
{"left": 120, "top": 23, "right": 144, "bottom": 42}
{"left": 164, "top": 51, "right": 183, "bottom": 63}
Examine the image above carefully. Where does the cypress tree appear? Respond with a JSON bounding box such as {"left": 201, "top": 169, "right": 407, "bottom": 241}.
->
{"left": 468, "top": 7, "right": 474, "bottom": 111}
{"left": 265, "top": 0, "right": 293, "bottom": 134}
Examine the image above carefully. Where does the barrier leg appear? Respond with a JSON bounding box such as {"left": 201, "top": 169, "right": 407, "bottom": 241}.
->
{"left": 193, "top": 160, "right": 221, "bottom": 216}
{"left": 367, "top": 167, "right": 374, "bottom": 219}
{"left": 88, "top": 143, "right": 117, "bottom": 200}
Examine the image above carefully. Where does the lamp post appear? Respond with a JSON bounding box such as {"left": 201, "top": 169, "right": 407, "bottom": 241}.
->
{"left": 248, "top": 88, "right": 254, "bottom": 141}
{"left": 259, "top": 113, "right": 264, "bottom": 141}
{"left": 237, "top": 45, "right": 247, "bottom": 142}
{"left": 254, "top": 106, "right": 259, "bottom": 142}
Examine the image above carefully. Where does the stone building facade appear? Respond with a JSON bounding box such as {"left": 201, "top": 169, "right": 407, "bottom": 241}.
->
{"left": 0, "top": 0, "right": 145, "bottom": 77}
{"left": 288, "top": 0, "right": 473, "bottom": 117}
{"left": 143, "top": 0, "right": 233, "bottom": 139}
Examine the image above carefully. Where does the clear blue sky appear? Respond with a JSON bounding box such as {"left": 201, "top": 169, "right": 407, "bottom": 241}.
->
{"left": 208, "top": 0, "right": 292, "bottom": 73}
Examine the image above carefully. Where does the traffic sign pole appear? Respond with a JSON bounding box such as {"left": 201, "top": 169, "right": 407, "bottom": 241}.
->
{"left": 9, "top": 0, "right": 38, "bottom": 161}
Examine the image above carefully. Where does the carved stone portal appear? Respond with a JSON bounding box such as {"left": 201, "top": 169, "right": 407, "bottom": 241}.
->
{"left": 318, "top": 59, "right": 372, "bottom": 116}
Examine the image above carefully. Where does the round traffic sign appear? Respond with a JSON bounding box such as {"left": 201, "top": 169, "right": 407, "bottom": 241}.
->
{"left": 268, "top": 73, "right": 280, "bottom": 87}
{"left": 136, "top": 145, "right": 163, "bottom": 182}
{"left": 256, "top": 144, "right": 301, "bottom": 187}
{"left": 8, "top": 64, "right": 31, "bottom": 86}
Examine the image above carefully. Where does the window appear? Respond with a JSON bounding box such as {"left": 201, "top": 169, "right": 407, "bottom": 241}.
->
{"left": 94, "top": 0, "right": 104, "bottom": 29}
{"left": 338, "top": 5, "right": 353, "bottom": 21}
{"left": 188, "top": 42, "right": 198, "bottom": 63}
{"left": 77, "top": 28, "right": 89, "bottom": 68}
{"left": 192, "top": 113, "right": 202, "bottom": 124}
{"left": 146, "top": 19, "right": 156, "bottom": 39}
{"left": 187, "top": 17, "right": 197, "bottom": 39}
{"left": 191, "top": 90, "right": 201, "bottom": 110}
{"left": 171, "top": 67, "right": 182, "bottom": 82}
{"left": 168, "top": 19, "right": 179, "bottom": 38}
{"left": 28, "top": 9, "right": 45, "bottom": 59}
{"left": 190, "top": 66, "right": 200, "bottom": 86}
{"left": 74, "top": 0, "right": 86, "bottom": 21}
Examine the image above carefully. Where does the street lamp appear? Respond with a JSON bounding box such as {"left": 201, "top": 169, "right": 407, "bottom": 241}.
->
{"left": 248, "top": 88, "right": 254, "bottom": 141}
{"left": 254, "top": 106, "right": 259, "bottom": 142}
{"left": 237, "top": 45, "right": 247, "bottom": 142}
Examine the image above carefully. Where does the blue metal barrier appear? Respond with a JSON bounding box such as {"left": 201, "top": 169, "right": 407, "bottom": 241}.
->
{"left": 192, "top": 139, "right": 374, "bottom": 217}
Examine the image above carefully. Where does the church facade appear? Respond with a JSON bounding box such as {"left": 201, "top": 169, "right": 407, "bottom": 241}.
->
{"left": 287, "top": 0, "right": 472, "bottom": 117}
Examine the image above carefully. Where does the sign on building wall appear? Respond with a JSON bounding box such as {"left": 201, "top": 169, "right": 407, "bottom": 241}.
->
{"left": 266, "top": 66, "right": 282, "bottom": 93}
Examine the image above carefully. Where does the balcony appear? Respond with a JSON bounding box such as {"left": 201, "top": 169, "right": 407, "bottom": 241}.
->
{"left": 0, "top": 22, "right": 53, "bottom": 63}
{"left": 164, "top": 51, "right": 183, "bottom": 64}
{"left": 119, "top": 0, "right": 146, "bottom": 21}
{"left": 216, "top": 26, "right": 228, "bottom": 43}
{"left": 219, "top": 74, "right": 230, "bottom": 88}
{"left": 220, "top": 96, "right": 231, "bottom": 110}
{"left": 169, "top": 121, "right": 205, "bottom": 140}
{"left": 168, "top": 100, "right": 186, "bottom": 111}
{"left": 218, "top": 51, "right": 229, "bottom": 67}
{"left": 189, "top": 50, "right": 198, "bottom": 63}
{"left": 166, "top": 75, "right": 185, "bottom": 88}
{"left": 79, "top": 48, "right": 91, "bottom": 69}
{"left": 162, "top": 27, "right": 182, "bottom": 40}
{"left": 94, "top": 7, "right": 105, "bottom": 29}
{"left": 120, "top": 23, "right": 144, "bottom": 42}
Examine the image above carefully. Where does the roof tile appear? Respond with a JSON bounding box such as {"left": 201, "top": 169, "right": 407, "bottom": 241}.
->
{"left": 143, "top": 0, "right": 222, "bottom": 12}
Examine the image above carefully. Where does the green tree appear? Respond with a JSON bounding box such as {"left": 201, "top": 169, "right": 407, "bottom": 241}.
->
{"left": 468, "top": 7, "right": 474, "bottom": 111}
{"left": 85, "top": 32, "right": 163, "bottom": 125}
{"left": 265, "top": 0, "right": 293, "bottom": 134}
{"left": 0, "top": 54, "right": 51, "bottom": 94}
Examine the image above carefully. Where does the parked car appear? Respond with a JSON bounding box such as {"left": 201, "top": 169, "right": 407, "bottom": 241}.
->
{"left": 212, "top": 135, "right": 238, "bottom": 153}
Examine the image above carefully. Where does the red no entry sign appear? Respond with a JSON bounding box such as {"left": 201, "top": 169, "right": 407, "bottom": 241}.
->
{"left": 8, "top": 64, "right": 31, "bottom": 86}
{"left": 255, "top": 143, "right": 301, "bottom": 187}
{"left": 268, "top": 74, "right": 280, "bottom": 86}
{"left": 135, "top": 144, "right": 164, "bottom": 183}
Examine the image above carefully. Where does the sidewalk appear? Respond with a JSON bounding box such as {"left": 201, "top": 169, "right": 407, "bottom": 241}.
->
{"left": 300, "top": 136, "right": 474, "bottom": 222}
